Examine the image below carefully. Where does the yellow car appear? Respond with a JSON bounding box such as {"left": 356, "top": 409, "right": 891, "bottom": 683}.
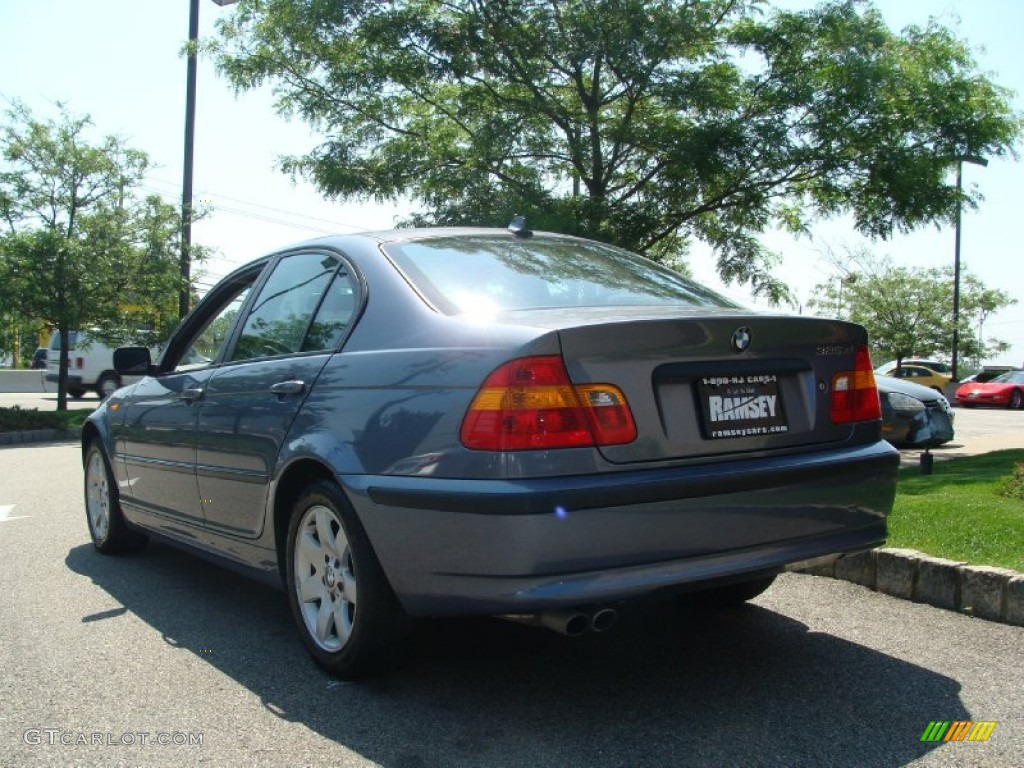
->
{"left": 874, "top": 362, "right": 952, "bottom": 393}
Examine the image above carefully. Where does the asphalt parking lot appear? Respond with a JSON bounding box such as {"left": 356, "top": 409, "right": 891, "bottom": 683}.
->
{"left": 1, "top": 391, "right": 1021, "bottom": 766}
{"left": 1, "top": 442, "right": 1022, "bottom": 767}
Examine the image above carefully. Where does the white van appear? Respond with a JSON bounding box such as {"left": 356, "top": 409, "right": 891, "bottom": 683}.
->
{"left": 46, "top": 330, "right": 138, "bottom": 399}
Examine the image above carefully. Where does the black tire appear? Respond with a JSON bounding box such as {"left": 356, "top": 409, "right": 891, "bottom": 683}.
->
{"left": 285, "top": 480, "right": 409, "bottom": 679}
{"left": 1009, "top": 390, "right": 1023, "bottom": 410}
{"left": 96, "top": 372, "right": 121, "bottom": 400}
{"left": 84, "top": 440, "right": 148, "bottom": 554}
{"left": 686, "top": 575, "right": 777, "bottom": 609}
{"left": 69, "top": 387, "right": 87, "bottom": 400}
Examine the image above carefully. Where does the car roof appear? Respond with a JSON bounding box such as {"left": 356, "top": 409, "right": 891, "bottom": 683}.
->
{"left": 306, "top": 226, "right": 588, "bottom": 248}
{"left": 208, "top": 228, "right": 589, "bottom": 286}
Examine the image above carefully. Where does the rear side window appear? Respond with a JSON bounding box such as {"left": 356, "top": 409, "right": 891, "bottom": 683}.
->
{"left": 302, "top": 269, "right": 358, "bottom": 352}
{"left": 231, "top": 251, "right": 342, "bottom": 362}
{"left": 382, "top": 235, "right": 737, "bottom": 314}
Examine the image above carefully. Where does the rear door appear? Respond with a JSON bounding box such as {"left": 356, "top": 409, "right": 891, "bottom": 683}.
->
{"left": 195, "top": 250, "right": 360, "bottom": 538}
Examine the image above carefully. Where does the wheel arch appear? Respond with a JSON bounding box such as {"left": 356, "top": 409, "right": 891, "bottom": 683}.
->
{"left": 81, "top": 421, "right": 100, "bottom": 451}
{"left": 271, "top": 458, "right": 337, "bottom": 584}
{"left": 95, "top": 370, "right": 121, "bottom": 398}
{"left": 80, "top": 419, "right": 108, "bottom": 463}
{"left": 1011, "top": 387, "right": 1024, "bottom": 408}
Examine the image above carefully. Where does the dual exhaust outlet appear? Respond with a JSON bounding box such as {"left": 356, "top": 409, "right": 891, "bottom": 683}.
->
{"left": 500, "top": 606, "right": 618, "bottom": 637}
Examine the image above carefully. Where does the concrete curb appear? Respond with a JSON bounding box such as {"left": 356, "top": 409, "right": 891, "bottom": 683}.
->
{"left": 789, "top": 548, "right": 1024, "bottom": 628}
{"left": 0, "top": 427, "right": 82, "bottom": 447}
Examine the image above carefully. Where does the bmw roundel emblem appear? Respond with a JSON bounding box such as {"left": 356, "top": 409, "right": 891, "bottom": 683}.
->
{"left": 731, "top": 326, "right": 752, "bottom": 353}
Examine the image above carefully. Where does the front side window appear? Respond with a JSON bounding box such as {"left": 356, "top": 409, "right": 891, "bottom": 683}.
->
{"left": 174, "top": 284, "right": 252, "bottom": 373}
{"left": 231, "top": 252, "right": 341, "bottom": 362}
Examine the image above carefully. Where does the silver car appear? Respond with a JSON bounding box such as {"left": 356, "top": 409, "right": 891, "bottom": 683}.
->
{"left": 877, "top": 375, "right": 955, "bottom": 447}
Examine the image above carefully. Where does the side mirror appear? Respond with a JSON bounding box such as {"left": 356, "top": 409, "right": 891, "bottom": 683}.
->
{"left": 114, "top": 346, "right": 153, "bottom": 376}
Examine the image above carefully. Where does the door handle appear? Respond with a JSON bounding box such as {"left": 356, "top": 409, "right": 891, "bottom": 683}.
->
{"left": 270, "top": 379, "right": 306, "bottom": 396}
{"left": 182, "top": 386, "right": 205, "bottom": 402}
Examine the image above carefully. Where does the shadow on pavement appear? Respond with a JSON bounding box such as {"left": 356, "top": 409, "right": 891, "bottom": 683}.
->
{"left": 67, "top": 541, "right": 968, "bottom": 768}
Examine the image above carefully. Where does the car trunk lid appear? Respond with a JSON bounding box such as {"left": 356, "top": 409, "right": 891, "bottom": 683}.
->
{"left": 506, "top": 307, "right": 878, "bottom": 463}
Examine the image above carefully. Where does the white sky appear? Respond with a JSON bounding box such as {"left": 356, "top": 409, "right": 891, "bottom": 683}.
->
{"left": 1, "top": 0, "right": 1022, "bottom": 366}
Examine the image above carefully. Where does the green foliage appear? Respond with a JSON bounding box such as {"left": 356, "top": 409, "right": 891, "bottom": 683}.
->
{"left": 999, "top": 462, "right": 1024, "bottom": 501}
{"left": 890, "top": 450, "right": 1024, "bottom": 571}
{"left": 0, "top": 405, "right": 91, "bottom": 432}
{"left": 0, "top": 103, "right": 198, "bottom": 408}
{"left": 215, "top": 0, "right": 1020, "bottom": 302}
{"left": 807, "top": 249, "right": 1015, "bottom": 368}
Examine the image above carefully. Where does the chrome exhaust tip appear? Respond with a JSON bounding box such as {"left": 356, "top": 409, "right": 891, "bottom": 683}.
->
{"left": 589, "top": 607, "right": 617, "bottom": 633}
{"left": 499, "top": 609, "right": 591, "bottom": 637}
{"left": 541, "top": 609, "right": 590, "bottom": 637}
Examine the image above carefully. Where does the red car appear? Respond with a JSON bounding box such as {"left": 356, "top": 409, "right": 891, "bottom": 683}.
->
{"left": 955, "top": 370, "right": 1024, "bottom": 409}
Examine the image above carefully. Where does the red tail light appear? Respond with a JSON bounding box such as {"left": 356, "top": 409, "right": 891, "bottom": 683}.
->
{"left": 830, "top": 346, "right": 881, "bottom": 424}
{"left": 460, "top": 356, "right": 636, "bottom": 451}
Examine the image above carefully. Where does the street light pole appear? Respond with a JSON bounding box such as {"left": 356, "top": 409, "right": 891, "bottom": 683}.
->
{"left": 950, "top": 155, "right": 988, "bottom": 381}
{"left": 180, "top": 0, "right": 200, "bottom": 320}
{"left": 180, "top": 0, "right": 238, "bottom": 320}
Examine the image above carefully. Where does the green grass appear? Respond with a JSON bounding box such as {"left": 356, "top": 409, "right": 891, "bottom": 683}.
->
{"left": 0, "top": 406, "right": 92, "bottom": 433}
{"left": 888, "top": 450, "right": 1024, "bottom": 572}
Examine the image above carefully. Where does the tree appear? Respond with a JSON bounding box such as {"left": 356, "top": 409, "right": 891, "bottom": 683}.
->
{"left": 807, "top": 250, "right": 1016, "bottom": 371}
{"left": 214, "top": 0, "right": 1021, "bottom": 301}
{"left": 0, "top": 103, "right": 192, "bottom": 410}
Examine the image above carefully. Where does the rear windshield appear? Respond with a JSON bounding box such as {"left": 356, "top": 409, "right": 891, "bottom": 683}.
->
{"left": 382, "top": 235, "right": 738, "bottom": 314}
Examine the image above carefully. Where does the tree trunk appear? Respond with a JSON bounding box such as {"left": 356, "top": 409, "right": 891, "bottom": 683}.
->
{"left": 57, "top": 323, "right": 69, "bottom": 412}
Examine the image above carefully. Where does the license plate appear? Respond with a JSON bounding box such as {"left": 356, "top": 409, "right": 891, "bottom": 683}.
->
{"left": 697, "top": 374, "right": 789, "bottom": 439}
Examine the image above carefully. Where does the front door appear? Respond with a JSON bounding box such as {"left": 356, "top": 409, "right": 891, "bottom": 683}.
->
{"left": 116, "top": 270, "right": 261, "bottom": 524}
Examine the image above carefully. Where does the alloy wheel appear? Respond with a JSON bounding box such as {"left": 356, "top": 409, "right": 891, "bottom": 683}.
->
{"left": 85, "top": 449, "right": 110, "bottom": 542}
{"left": 293, "top": 504, "right": 358, "bottom": 652}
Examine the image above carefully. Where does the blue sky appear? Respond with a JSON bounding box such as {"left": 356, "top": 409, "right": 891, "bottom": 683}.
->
{"left": 2, "top": 0, "right": 1022, "bottom": 366}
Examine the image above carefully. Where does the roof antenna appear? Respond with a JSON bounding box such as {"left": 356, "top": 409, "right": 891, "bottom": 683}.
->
{"left": 507, "top": 215, "right": 533, "bottom": 238}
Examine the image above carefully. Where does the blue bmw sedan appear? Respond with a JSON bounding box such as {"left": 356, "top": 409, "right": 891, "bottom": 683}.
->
{"left": 83, "top": 223, "right": 898, "bottom": 678}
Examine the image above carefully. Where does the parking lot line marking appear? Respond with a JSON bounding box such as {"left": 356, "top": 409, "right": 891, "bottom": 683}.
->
{"left": 0, "top": 504, "right": 28, "bottom": 522}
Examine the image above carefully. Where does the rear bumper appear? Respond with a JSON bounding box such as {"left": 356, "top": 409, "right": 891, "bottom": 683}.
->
{"left": 342, "top": 440, "right": 898, "bottom": 616}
